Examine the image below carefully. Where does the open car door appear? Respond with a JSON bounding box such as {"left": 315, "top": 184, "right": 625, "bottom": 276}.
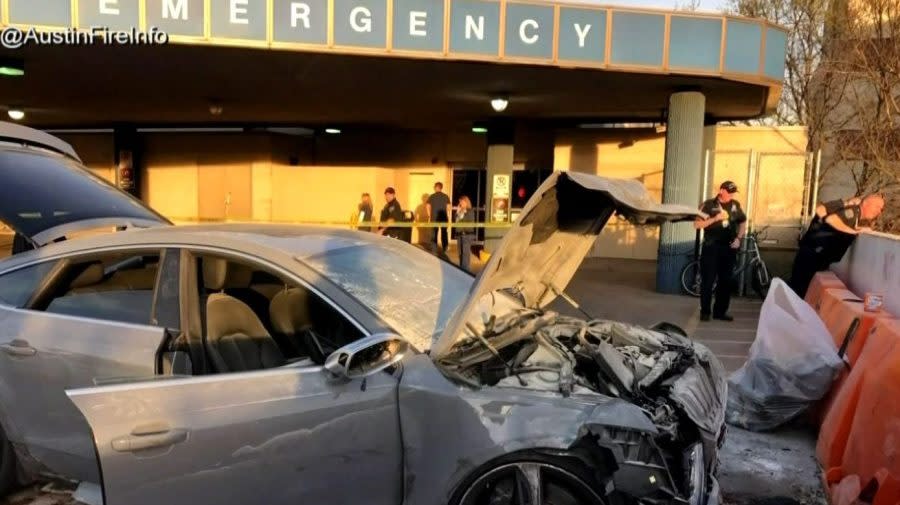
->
{"left": 66, "top": 366, "right": 403, "bottom": 505}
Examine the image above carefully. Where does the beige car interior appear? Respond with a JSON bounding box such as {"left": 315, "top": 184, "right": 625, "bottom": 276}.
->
{"left": 197, "top": 256, "right": 364, "bottom": 373}
{"left": 67, "top": 260, "right": 159, "bottom": 294}
{"left": 202, "top": 258, "right": 289, "bottom": 373}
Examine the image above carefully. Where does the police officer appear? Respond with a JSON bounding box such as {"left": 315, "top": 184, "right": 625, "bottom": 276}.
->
{"left": 378, "top": 187, "right": 405, "bottom": 239}
{"left": 788, "top": 193, "right": 885, "bottom": 297}
{"left": 695, "top": 181, "right": 747, "bottom": 322}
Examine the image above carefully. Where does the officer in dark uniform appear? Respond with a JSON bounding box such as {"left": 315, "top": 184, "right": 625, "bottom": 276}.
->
{"left": 788, "top": 194, "right": 884, "bottom": 297}
{"left": 695, "top": 181, "right": 747, "bottom": 322}
{"left": 378, "top": 187, "right": 405, "bottom": 240}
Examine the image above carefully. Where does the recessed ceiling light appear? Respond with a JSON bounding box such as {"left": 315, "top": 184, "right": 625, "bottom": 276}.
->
{"left": 0, "top": 59, "right": 24, "bottom": 77}
{"left": 7, "top": 109, "right": 25, "bottom": 121}
{"left": 325, "top": 128, "right": 341, "bottom": 134}
{"left": 472, "top": 126, "right": 488, "bottom": 134}
{"left": 491, "top": 96, "right": 509, "bottom": 113}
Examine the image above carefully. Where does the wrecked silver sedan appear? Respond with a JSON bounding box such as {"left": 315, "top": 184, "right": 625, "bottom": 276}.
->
{"left": 0, "top": 125, "right": 724, "bottom": 505}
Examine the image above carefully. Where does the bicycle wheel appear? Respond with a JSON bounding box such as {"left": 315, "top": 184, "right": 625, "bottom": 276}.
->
{"left": 750, "top": 261, "right": 771, "bottom": 299}
{"left": 681, "top": 260, "right": 703, "bottom": 297}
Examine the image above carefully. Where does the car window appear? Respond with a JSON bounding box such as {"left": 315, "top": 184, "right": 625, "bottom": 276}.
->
{"left": 194, "top": 253, "right": 364, "bottom": 374}
{"left": 0, "top": 261, "right": 56, "bottom": 307}
{"left": 44, "top": 252, "right": 161, "bottom": 326}
{"left": 47, "top": 291, "right": 155, "bottom": 325}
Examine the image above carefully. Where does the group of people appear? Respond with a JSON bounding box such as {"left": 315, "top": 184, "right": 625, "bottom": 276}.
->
{"left": 694, "top": 180, "right": 886, "bottom": 321}
{"left": 354, "top": 181, "right": 478, "bottom": 271}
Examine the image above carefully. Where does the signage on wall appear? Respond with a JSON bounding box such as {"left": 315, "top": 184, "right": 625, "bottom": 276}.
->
{"left": 490, "top": 174, "right": 511, "bottom": 223}
{"left": 116, "top": 149, "right": 135, "bottom": 192}
{"left": 491, "top": 197, "right": 509, "bottom": 223}
{"left": 5, "top": 0, "right": 611, "bottom": 64}
{"left": 492, "top": 174, "right": 511, "bottom": 198}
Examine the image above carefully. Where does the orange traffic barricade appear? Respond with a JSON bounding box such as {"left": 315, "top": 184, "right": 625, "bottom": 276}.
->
{"left": 816, "top": 288, "right": 894, "bottom": 365}
{"left": 819, "top": 319, "right": 900, "bottom": 504}
{"left": 806, "top": 271, "right": 847, "bottom": 311}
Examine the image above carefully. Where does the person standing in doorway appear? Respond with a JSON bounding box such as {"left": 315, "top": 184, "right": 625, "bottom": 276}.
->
{"left": 414, "top": 193, "right": 433, "bottom": 246}
{"left": 695, "top": 181, "right": 747, "bottom": 322}
{"left": 357, "top": 193, "right": 374, "bottom": 232}
{"left": 455, "top": 195, "right": 476, "bottom": 272}
{"left": 378, "top": 187, "right": 405, "bottom": 239}
{"left": 788, "top": 193, "right": 885, "bottom": 298}
{"left": 427, "top": 182, "right": 452, "bottom": 252}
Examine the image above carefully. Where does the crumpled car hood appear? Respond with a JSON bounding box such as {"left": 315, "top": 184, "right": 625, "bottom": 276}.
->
{"left": 431, "top": 171, "right": 700, "bottom": 359}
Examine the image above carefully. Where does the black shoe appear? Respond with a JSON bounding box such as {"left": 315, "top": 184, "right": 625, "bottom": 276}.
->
{"left": 700, "top": 313, "right": 711, "bottom": 322}
{"left": 713, "top": 314, "right": 734, "bottom": 321}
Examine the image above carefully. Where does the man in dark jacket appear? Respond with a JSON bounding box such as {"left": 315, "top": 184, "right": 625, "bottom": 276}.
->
{"left": 378, "top": 187, "right": 405, "bottom": 239}
{"left": 695, "top": 181, "right": 747, "bottom": 322}
{"left": 788, "top": 194, "right": 884, "bottom": 298}
{"left": 427, "top": 182, "right": 451, "bottom": 252}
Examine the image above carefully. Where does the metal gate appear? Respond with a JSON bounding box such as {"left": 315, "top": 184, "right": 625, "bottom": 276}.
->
{"left": 703, "top": 148, "right": 820, "bottom": 294}
{"left": 703, "top": 149, "right": 820, "bottom": 249}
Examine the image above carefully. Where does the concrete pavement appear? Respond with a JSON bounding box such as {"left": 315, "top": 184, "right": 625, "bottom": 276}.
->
{"left": 693, "top": 298, "right": 762, "bottom": 373}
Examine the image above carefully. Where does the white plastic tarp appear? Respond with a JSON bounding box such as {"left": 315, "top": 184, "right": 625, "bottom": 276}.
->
{"left": 726, "top": 278, "right": 844, "bottom": 431}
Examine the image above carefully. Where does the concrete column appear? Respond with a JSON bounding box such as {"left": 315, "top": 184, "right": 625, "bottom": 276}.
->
{"left": 702, "top": 124, "right": 717, "bottom": 196}
{"left": 656, "top": 91, "right": 706, "bottom": 294}
{"left": 484, "top": 120, "right": 515, "bottom": 253}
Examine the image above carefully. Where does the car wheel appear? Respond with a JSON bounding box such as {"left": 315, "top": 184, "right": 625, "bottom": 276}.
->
{"left": 0, "top": 423, "right": 16, "bottom": 497}
{"left": 455, "top": 458, "right": 607, "bottom": 505}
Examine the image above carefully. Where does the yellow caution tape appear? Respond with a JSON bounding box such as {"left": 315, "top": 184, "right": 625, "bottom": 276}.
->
{"left": 168, "top": 218, "right": 515, "bottom": 229}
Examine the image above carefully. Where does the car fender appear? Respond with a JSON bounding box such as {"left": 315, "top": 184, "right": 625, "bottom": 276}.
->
{"left": 398, "top": 355, "right": 657, "bottom": 505}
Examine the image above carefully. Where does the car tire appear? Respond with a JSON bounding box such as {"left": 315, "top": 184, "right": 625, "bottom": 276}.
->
{"left": 451, "top": 450, "right": 612, "bottom": 505}
{"left": 0, "top": 423, "right": 16, "bottom": 497}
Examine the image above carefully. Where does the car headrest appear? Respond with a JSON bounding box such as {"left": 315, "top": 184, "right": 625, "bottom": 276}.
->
{"left": 70, "top": 263, "right": 104, "bottom": 289}
{"left": 206, "top": 293, "right": 269, "bottom": 339}
{"left": 269, "top": 288, "right": 314, "bottom": 335}
{"left": 203, "top": 258, "right": 253, "bottom": 291}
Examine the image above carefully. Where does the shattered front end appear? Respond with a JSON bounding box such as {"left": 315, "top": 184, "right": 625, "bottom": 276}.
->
{"left": 438, "top": 310, "right": 728, "bottom": 505}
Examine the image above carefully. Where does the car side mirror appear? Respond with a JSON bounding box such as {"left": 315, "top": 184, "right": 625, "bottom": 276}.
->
{"left": 324, "top": 333, "right": 410, "bottom": 380}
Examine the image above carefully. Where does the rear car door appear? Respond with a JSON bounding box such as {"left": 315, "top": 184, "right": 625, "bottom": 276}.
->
{"left": 0, "top": 249, "right": 179, "bottom": 482}
{"left": 68, "top": 361, "right": 402, "bottom": 505}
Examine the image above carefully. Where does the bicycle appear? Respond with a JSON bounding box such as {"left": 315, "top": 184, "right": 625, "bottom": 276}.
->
{"left": 680, "top": 227, "right": 772, "bottom": 299}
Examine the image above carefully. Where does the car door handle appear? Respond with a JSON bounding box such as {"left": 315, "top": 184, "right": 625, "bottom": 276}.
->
{"left": 111, "top": 424, "right": 188, "bottom": 453}
{"left": 1, "top": 340, "right": 36, "bottom": 357}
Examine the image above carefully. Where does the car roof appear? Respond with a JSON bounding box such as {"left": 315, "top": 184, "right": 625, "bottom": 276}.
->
{"left": 0, "top": 121, "right": 81, "bottom": 161}
{"left": 0, "top": 223, "right": 393, "bottom": 270}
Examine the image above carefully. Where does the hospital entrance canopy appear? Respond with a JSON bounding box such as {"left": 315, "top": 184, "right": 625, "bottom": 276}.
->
{"left": 0, "top": 0, "right": 788, "bottom": 128}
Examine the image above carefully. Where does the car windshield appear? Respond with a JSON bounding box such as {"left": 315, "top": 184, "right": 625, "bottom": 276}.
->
{"left": 300, "top": 240, "right": 474, "bottom": 351}
{"left": 0, "top": 147, "right": 168, "bottom": 241}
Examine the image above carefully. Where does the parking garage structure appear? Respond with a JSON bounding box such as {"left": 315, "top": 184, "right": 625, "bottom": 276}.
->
{"left": 0, "top": 0, "right": 788, "bottom": 293}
